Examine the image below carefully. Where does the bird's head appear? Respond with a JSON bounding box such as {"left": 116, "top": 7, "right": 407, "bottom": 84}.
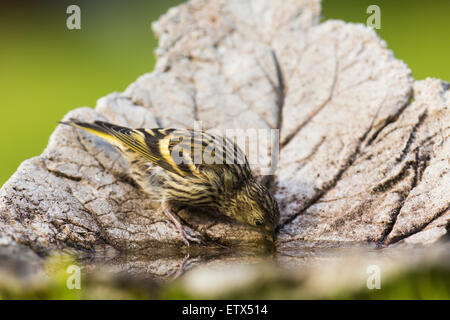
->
{"left": 222, "top": 178, "right": 279, "bottom": 239}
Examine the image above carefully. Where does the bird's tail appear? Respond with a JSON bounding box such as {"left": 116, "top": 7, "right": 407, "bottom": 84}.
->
{"left": 59, "top": 119, "right": 159, "bottom": 164}
{"left": 58, "top": 119, "right": 131, "bottom": 147}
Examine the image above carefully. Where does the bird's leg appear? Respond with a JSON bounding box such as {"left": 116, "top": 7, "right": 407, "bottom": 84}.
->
{"left": 162, "top": 202, "right": 202, "bottom": 246}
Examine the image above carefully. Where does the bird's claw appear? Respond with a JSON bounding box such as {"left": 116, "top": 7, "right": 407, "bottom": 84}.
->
{"left": 178, "top": 227, "right": 202, "bottom": 246}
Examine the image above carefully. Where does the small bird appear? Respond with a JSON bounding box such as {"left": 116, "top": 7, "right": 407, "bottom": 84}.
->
{"left": 60, "top": 119, "right": 279, "bottom": 245}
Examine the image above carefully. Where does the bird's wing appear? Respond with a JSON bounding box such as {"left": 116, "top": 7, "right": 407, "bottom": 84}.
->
{"left": 61, "top": 120, "right": 251, "bottom": 180}
{"left": 164, "top": 129, "right": 252, "bottom": 179}
{"left": 60, "top": 119, "right": 183, "bottom": 176}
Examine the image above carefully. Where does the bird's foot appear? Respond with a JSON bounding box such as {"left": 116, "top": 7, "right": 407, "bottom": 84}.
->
{"left": 177, "top": 225, "right": 202, "bottom": 247}
{"left": 163, "top": 205, "right": 202, "bottom": 246}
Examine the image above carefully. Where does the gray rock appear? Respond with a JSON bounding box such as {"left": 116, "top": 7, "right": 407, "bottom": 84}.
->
{"left": 0, "top": 0, "right": 448, "bottom": 267}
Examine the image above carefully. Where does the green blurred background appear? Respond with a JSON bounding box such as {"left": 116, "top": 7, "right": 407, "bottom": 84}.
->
{"left": 1, "top": 0, "right": 449, "bottom": 186}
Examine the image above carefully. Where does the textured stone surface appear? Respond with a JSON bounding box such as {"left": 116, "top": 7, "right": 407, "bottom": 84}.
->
{"left": 277, "top": 79, "right": 450, "bottom": 247}
{"left": 0, "top": 0, "right": 449, "bottom": 267}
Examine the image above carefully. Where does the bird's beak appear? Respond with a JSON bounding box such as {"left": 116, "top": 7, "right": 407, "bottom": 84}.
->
{"left": 263, "top": 225, "right": 276, "bottom": 242}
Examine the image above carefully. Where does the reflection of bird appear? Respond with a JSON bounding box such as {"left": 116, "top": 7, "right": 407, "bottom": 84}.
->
{"left": 60, "top": 119, "right": 279, "bottom": 245}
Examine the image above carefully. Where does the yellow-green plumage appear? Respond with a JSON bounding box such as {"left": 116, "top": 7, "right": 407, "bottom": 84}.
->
{"left": 60, "top": 119, "right": 279, "bottom": 245}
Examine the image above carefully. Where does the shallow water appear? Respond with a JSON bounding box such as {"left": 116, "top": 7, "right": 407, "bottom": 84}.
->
{"left": 79, "top": 241, "right": 449, "bottom": 281}
{"left": 1, "top": 240, "right": 448, "bottom": 299}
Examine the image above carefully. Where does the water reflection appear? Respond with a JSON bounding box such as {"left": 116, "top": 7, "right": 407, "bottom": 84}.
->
{"left": 81, "top": 246, "right": 274, "bottom": 280}
{"left": 79, "top": 241, "right": 450, "bottom": 282}
{"left": 1, "top": 241, "right": 448, "bottom": 299}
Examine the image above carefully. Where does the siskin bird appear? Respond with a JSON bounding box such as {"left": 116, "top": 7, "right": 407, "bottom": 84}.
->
{"left": 60, "top": 119, "right": 279, "bottom": 245}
